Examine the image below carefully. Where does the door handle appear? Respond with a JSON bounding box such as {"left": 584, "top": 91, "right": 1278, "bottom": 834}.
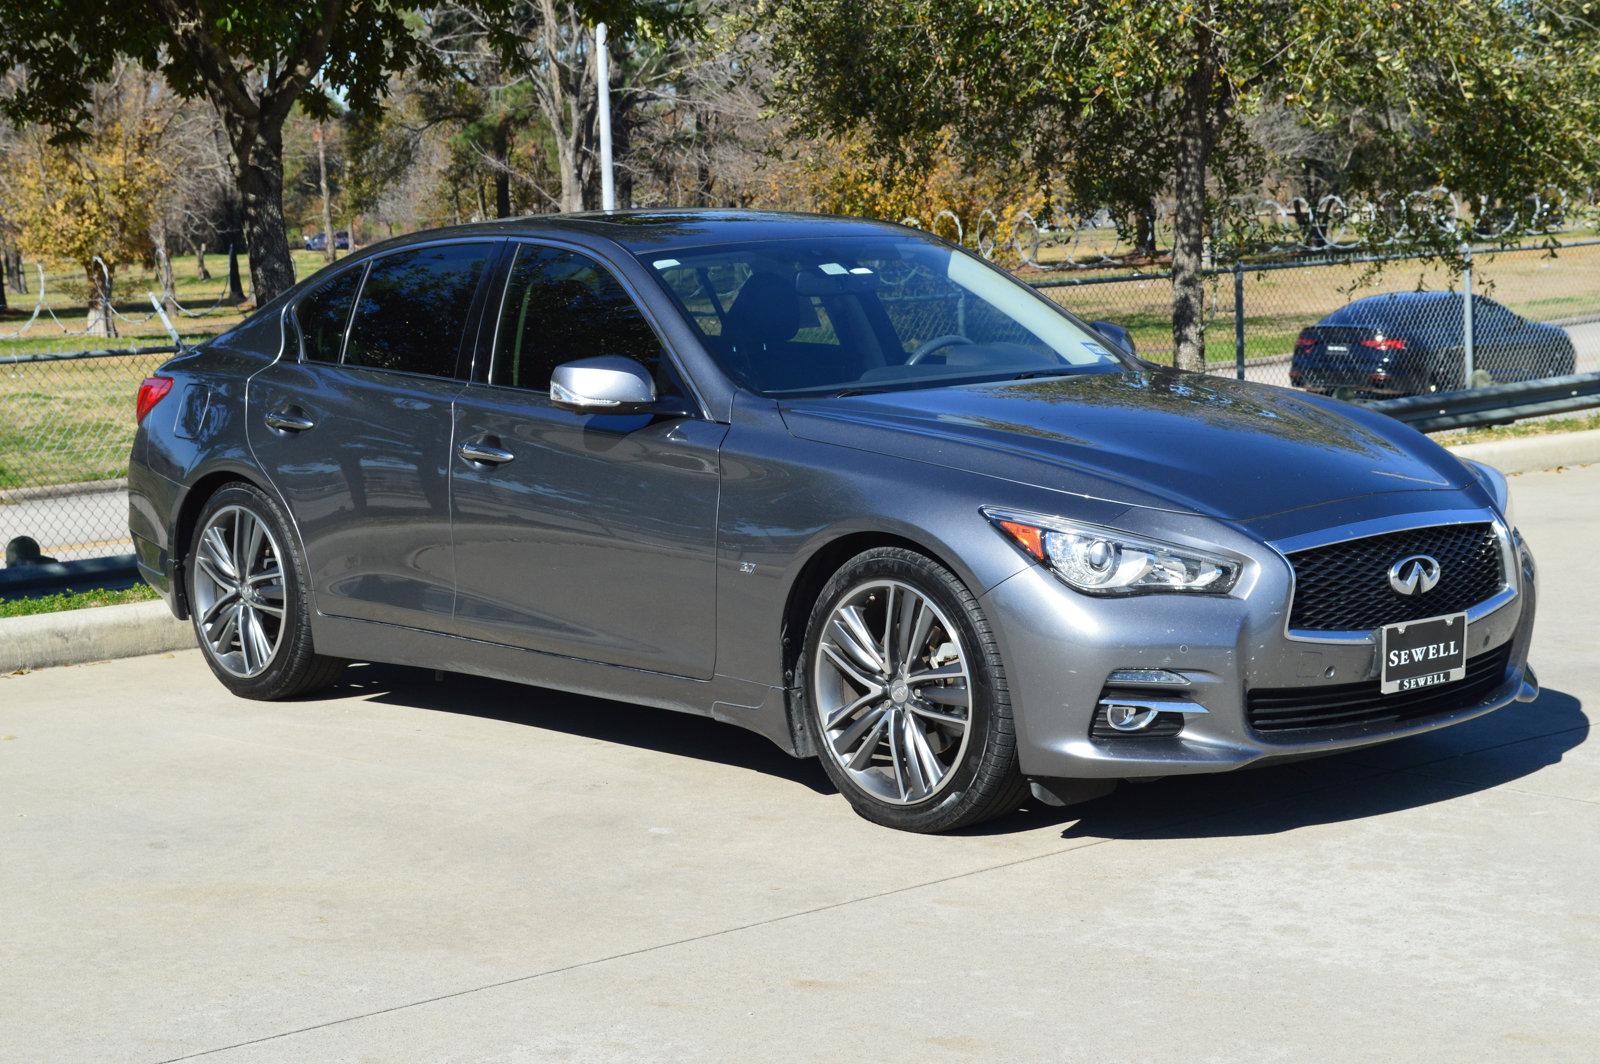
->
{"left": 458, "top": 440, "right": 515, "bottom": 466}
{"left": 264, "top": 409, "right": 316, "bottom": 433}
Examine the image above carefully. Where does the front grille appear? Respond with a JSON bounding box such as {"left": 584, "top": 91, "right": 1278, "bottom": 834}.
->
{"left": 1247, "top": 643, "right": 1513, "bottom": 735}
{"left": 1287, "top": 523, "right": 1504, "bottom": 631}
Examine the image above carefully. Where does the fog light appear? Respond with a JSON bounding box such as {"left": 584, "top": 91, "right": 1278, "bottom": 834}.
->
{"left": 1105, "top": 702, "right": 1161, "bottom": 732}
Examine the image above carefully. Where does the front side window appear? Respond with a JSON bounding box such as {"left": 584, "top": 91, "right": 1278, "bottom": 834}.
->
{"left": 490, "top": 244, "right": 676, "bottom": 395}
{"left": 344, "top": 243, "right": 493, "bottom": 377}
{"left": 643, "top": 235, "right": 1124, "bottom": 396}
{"left": 296, "top": 267, "right": 362, "bottom": 362}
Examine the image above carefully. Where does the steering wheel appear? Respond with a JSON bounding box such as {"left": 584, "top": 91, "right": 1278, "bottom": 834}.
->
{"left": 906, "top": 334, "right": 974, "bottom": 365}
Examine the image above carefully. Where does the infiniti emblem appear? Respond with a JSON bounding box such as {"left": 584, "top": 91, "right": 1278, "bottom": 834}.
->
{"left": 1388, "top": 554, "right": 1442, "bottom": 596}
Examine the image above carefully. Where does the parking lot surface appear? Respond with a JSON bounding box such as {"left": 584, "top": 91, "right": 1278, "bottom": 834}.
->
{"left": 3, "top": 464, "right": 1596, "bottom": 1063}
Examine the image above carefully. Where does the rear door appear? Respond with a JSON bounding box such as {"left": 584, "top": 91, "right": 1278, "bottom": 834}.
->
{"left": 446, "top": 241, "right": 727, "bottom": 678}
{"left": 248, "top": 240, "right": 498, "bottom": 629}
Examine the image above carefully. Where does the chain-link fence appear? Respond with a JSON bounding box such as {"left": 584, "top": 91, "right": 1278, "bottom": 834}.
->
{"left": 2, "top": 240, "right": 1597, "bottom": 571}
{"left": 0, "top": 349, "right": 173, "bottom": 563}
{"left": 1035, "top": 240, "right": 1600, "bottom": 393}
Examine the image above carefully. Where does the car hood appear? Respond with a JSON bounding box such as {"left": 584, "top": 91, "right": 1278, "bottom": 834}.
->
{"left": 779, "top": 369, "right": 1475, "bottom": 521}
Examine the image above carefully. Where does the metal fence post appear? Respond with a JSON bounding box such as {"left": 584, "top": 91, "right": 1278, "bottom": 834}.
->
{"left": 1462, "top": 246, "right": 1475, "bottom": 387}
{"left": 1233, "top": 260, "right": 1246, "bottom": 380}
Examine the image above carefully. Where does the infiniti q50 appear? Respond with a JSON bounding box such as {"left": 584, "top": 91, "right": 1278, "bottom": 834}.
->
{"left": 128, "top": 211, "right": 1538, "bottom": 832}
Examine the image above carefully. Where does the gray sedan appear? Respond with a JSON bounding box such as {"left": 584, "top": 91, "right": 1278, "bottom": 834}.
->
{"left": 128, "top": 211, "right": 1538, "bottom": 832}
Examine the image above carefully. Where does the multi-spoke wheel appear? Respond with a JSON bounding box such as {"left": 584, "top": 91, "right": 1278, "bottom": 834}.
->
{"left": 192, "top": 504, "right": 286, "bottom": 678}
{"left": 802, "top": 547, "right": 1027, "bottom": 832}
{"left": 813, "top": 579, "right": 971, "bottom": 805}
{"left": 188, "top": 483, "right": 344, "bottom": 699}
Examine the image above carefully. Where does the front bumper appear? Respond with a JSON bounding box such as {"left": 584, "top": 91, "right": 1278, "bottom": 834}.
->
{"left": 982, "top": 513, "right": 1538, "bottom": 781}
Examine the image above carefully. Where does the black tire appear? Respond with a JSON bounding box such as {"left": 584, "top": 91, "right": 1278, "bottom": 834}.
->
{"left": 799, "top": 547, "right": 1028, "bottom": 833}
{"left": 188, "top": 482, "right": 344, "bottom": 699}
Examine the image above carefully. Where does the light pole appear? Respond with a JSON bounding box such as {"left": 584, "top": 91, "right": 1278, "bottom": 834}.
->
{"left": 596, "top": 22, "right": 616, "bottom": 211}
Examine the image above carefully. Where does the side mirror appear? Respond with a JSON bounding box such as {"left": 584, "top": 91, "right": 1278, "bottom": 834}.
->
{"left": 1090, "top": 320, "right": 1135, "bottom": 356}
{"left": 550, "top": 356, "right": 657, "bottom": 414}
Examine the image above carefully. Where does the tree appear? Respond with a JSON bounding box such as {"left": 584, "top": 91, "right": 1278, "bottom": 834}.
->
{"left": 0, "top": 1, "right": 440, "bottom": 303}
{"left": 4, "top": 66, "right": 174, "bottom": 335}
{"left": 763, "top": 0, "right": 1600, "bottom": 369}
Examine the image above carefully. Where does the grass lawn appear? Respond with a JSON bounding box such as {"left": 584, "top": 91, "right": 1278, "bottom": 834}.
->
{"left": 1035, "top": 241, "right": 1600, "bottom": 364}
{"left": 0, "top": 583, "right": 158, "bottom": 619}
{"left": 0, "top": 248, "right": 336, "bottom": 357}
{"left": 1439, "top": 411, "right": 1600, "bottom": 447}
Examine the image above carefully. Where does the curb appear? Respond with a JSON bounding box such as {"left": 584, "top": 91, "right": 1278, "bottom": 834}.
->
{"left": 0, "top": 599, "right": 194, "bottom": 673}
{"left": 1445, "top": 427, "right": 1600, "bottom": 475}
{"left": 0, "top": 478, "right": 127, "bottom": 504}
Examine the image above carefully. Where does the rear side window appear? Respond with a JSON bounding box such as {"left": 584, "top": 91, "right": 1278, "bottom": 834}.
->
{"left": 344, "top": 243, "right": 493, "bottom": 377}
{"left": 491, "top": 244, "right": 675, "bottom": 394}
{"left": 296, "top": 267, "right": 362, "bottom": 362}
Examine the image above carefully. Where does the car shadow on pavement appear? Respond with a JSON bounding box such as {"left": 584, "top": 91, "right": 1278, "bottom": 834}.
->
{"left": 970, "top": 689, "right": 1590, "bottom": 840}
{"left": 304, "top": 661, "right": 839, "bottom": 795}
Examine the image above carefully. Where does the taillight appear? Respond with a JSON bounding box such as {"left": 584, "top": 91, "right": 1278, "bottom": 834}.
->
{"left": 1360, "top": 337, "right": 1405, "bottom": 351}
{"left": 135, "top": 376, "right": 174, "bottom": 424}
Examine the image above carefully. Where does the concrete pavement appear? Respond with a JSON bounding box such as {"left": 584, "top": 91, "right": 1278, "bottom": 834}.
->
{"left": 2, "top": 466, "right": 1597, "bottom": 1063}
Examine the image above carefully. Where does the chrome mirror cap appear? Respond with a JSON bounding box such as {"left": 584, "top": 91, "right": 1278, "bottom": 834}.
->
{"left": 549, "top": 356, "right": 657, "bottom": 414}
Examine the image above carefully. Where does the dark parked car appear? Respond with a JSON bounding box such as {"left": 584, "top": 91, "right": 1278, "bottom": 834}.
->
{"left": 1290, "top": 292, "right": 1575, "bottom": 396}
{"left": 129, "top": 211, "right": 1538, "bottom": 833}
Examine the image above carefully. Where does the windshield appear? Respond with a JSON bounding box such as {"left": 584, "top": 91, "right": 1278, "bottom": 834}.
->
{"left": 641, "top": 235, "right": 1125, "bottom": 396}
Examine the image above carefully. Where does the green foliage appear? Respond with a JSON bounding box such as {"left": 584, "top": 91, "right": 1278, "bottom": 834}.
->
{"left": 0, "top": 584, "right": 159, "bottom": 619}
{"left": 762, "top": 0, "right": 1600, "bottom": 363}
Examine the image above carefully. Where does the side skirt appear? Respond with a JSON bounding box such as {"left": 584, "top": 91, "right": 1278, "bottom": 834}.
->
{"left": 311, "top": 613, "right": 801, "bottom": 755}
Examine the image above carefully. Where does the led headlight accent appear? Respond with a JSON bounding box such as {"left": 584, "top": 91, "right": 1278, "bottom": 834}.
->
{"left": 986, "top": 509, "right": 1240, "bottom": 595}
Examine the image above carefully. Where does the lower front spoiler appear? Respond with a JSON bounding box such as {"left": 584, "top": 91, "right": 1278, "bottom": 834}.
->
{"left": 1026, "top": 663, "right": 1539, "bottom": 783}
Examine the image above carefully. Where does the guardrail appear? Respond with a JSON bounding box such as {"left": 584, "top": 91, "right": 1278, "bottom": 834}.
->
{"left": 1365, "top": 370, "right": 1600, "bottom": 432}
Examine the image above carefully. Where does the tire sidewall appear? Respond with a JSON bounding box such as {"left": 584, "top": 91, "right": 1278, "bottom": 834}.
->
{"left": 800, "top": 548, "right": 1010, "bottom": 831}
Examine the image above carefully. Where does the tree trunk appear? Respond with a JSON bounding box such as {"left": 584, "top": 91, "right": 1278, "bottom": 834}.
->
{"left": 555, "top": 136, "right": 584, "bottom": 212}
{"left": 192, "top": 238, "right": 212, "bottom": 282}
{"left": 156, "top": 243, "right": 178, "bottom": 317}
{"left": 492, "top": 118, "right": 513, "bottom": 219}
{"left": 7, "top": 248, "right": 25, "bottom": 293}
{"left": 1170, "top": 52, "right": 1217, "bottom": 373}
{"left": 226, "top": 239, "right": 245, "bottom": 305}
{"left": 85, "top": 261, "right": 116, "bottom": 338}
{"left": 316, "top": 122, "right": 336, "bottom": 264}
{"left": 1133, "top": 198, "right": 1158, "bottom": 258}
{"left": 0, "top": 252, "right": 8, "bottom": 314}
{"left": 233, "top": 124, "right": 296, "bottom": 304}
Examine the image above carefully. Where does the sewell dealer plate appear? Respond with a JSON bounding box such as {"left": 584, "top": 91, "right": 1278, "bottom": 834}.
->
{"left": 1380, "top": 612, "right": 1468, "bottom": 695}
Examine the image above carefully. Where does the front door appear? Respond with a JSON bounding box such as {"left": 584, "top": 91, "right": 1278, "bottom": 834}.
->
{"left": 447, "top": 242, "right": 726, "bottom": 678}
{"left": 248, "top": 241, "right": 496, "bottom": 629}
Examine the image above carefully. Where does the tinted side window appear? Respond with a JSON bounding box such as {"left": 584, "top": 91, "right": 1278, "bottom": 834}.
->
{"left": 344, "top": 243, "right": 492, "bottom": 377}
{"left": 492, "top": 245, "right": 675, "bottom": 394}
{"left": 296, "top": 267, "right": 362, "bottom": 362}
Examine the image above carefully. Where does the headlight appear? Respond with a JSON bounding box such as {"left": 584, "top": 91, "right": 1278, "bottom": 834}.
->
{"left": 983, "top": 508, "right": 1240, "bottom": 595}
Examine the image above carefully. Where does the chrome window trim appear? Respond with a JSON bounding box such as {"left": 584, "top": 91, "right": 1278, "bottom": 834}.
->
{"left": 1270, "top": 508, "right": 1517, "bottom": 645}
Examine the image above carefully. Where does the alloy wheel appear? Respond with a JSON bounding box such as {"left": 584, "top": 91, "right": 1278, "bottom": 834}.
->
{"left": 191, "top": 504, "right": 287, "bottom": 678}
{"left": 812, "top": 579, "right": 973, "bottom": 805}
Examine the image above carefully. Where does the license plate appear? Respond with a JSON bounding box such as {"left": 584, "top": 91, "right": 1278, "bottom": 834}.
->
{"left": 1380, "top": 613, "right": 1467, "bottom": 694}
{"left": 1327, "top": 345, "right": 1350, "bottom": 352}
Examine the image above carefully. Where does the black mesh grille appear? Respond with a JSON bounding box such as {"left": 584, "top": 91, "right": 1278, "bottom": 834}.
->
{"left": 1287, "top": 523, "right": 1504, "bottom": 631}
{"left": 1247, "top": 643, "right": 1513, "bottom": 735}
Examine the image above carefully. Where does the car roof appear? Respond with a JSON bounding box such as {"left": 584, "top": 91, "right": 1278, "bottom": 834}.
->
{"left": 349, "top": 209, "right": 919, "bottom": 258}
{"left": 1322, "top": 290, "right": 1492, "bottom": 324}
